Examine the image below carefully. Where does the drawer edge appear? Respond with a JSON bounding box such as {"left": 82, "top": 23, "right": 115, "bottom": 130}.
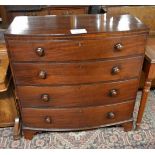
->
{"left": 22, "top": 119, "right": 133, "bottom": 132}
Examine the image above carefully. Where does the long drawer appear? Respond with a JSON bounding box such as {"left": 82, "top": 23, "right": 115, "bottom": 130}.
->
{"left": 17, "top": 79, "right": 138, "bottom": 108}
{"left": 13, "top": 56, "right": 143, "bottom": 85}
{"left": 22, "top": 101, "right": 134, "bottom": 130}
{"left": 8, "top": 35, "right": 145, "bottom": 62}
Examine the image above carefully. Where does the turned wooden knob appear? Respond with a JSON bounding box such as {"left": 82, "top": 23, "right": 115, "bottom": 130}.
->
{"left": 41, "top": 94, "right": 49, "bottom": 102}
{"left": 111, "top": 66, "right": 120, "bottom": 75}
{"left": 36, "top": 47, "right": 44, "bottom": 57}
{"left": 107, "top": 112, "right": 115, "bottom": 119}
{"left": 45, "top": 116, "right": 52, "bottom": 123}
{"left": 39, "top": 71, "right": 46, "bottom": 79}
{"left": 109, "top": 89, "right": 118, "bottom": 97}
{"left": 114, "top": 43, "right": 124, "bottom": 51}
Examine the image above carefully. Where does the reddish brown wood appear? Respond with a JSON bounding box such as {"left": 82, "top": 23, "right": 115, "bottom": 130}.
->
{"left": 4, "top": 14, "right": 149, "bottom": 139}
{"left": 22, "top": 101, "right": 134, "bottom": 129}
{"left": 5, "top": 14, "right": 148, "bottom": 36}
{"left": 7, "top": 35, "right": 145, "bottom": 62}
{"left": 13, "top": 56, "right": 143, "bottom": 85}
{"left": 17, "top": 79, "right": 139, "bottom": 108}
{"left": 49, "top": 6, "right": 88, "bottom": 15}
{"left": 0, "top": 6, "right": 9, "bottom": 25}
{"left": 136, "top": 80, "right": 152, "bottom": 129}
{"left": 136, "top": 54, "right": 155, "bottom": 129}
{"left": 4, "top": 6, "right": 88, "bottom": 25}
{"left": 122, "top": 121, "right": 133, "bottom": 131}
{"left": 23, "top": 129, "right": 37, "bottom": 140}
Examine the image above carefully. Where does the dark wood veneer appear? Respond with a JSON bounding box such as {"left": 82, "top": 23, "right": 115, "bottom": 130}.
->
{"left": 17, "top": 79, "right": 139, "bottom": 108}
{"left": 5, "top": 14, "right": 148, "bottom": 36}
{"left": 7, "top": 35, "right": 145, "bottom": 62}
{"left": 13, "top": 56, "right": 143, "bottom": 85}
{"left": 4, "top": 14, "right": 149, "bottom": 139}
{"left": 22, "top": 101, "right": 134, "bottom": 129}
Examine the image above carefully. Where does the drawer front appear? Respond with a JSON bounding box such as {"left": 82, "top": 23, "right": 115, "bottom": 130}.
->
{"left": 13, "top": 56, "right": 143, "bottom": 85}
{"left": 17, "top": 79, "right": 138, "bottom": 108}
{"left": 8, "top": 35, "right": 145, "bottom": 62}
{"left": 22, "top": 101, "right": 134, "bottom": 129}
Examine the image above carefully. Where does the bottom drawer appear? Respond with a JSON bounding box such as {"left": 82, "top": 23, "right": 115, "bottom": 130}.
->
{"left": 22, "top": 101, "right": 134, "bottom": 130}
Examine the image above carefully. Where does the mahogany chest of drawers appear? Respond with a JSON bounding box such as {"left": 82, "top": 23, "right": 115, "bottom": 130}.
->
{"left": 4, "top": 14, "right": 149, "bottom": 140}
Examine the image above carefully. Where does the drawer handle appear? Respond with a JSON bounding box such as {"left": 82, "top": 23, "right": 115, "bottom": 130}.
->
{"left": 107, "top": 112, "right": 115, "bottom": 119}
{"left": 39, "top": 71, "right": 47, "bottom": 79}
{"left": 36, "top": 47, "right": 45, "bottom": 57}
{"left": 45, "top": 116, "right": 52, "bottom": 124}
{"left": 114, "top": 43, "right": 124, "bottom": 51}
{"left": 111, "top": 66, "right": 120, "bottom": 75}
{"left": 109, "top": 89, "right": 118, "bottom": 97}
{"left": 41, "top": 94, "right": 49, "bottom": 102}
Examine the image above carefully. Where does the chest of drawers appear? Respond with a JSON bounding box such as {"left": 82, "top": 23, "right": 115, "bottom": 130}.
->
{"left": 5, "top": 14, "right": 149, "bottom": 140}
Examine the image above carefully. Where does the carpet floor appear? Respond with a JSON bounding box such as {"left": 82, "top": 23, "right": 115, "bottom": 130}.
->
{"left": 0, "top": 91, "right": 155, "bottom": 149}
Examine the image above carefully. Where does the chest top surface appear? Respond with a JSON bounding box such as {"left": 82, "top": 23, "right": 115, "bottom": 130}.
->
{"left": 5, "top": 14, "right": 148, "bottom": 36}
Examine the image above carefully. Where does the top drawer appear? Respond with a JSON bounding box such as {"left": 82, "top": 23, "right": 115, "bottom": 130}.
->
{"left": 7, "top": 35, "right": 146, "bottom": 62}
